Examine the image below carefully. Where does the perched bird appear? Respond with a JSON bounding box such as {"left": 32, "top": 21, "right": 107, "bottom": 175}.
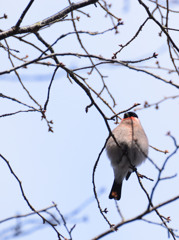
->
{"left": 106, "top": 112, "right": 148, "bottom": 200}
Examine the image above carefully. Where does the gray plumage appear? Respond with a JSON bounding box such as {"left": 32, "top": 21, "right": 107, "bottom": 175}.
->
{"left": 106, "top": 112, "right": 148, "bottom": 200}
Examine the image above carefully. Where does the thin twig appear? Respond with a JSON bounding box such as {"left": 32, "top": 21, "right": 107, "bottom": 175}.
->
{"left": 15, "top": 0, "right": 35, "bottom": 29}
{"left": 0, "top": 154, "right": 65, "bottom": 239}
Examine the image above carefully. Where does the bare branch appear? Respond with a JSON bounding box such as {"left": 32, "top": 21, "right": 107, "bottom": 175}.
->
{"left": 0, "top": 0, "right": 98, "bottom": 40}
{"left": 138, "top": 0, "right": 179, "bottom": 53}
{"left": 91, "top": 196, "right": 179, "bottom": 240}
{"left": 15, "top": 0, "right": 35, "bottom": 29}
{"left": 0, "top": 154, "right": 65, "bottom": 239}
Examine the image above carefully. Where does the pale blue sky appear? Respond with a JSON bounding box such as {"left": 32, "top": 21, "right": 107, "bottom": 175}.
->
{"left": 0, "top": 1, "right": 179, "bottom": 240}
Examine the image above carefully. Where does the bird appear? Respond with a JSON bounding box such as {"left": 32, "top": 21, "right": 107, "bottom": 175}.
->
{"left": 106, "top": 111, "right": 149, "bottom": 200}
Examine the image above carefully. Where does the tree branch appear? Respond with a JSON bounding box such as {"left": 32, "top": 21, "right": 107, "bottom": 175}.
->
{"left": 0, "top": 0, "right": 98, "bottom": 40}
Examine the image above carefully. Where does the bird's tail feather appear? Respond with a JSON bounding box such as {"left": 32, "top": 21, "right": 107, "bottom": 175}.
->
{"left": 109, "top": 180, "right": 122, "bottom": 200}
